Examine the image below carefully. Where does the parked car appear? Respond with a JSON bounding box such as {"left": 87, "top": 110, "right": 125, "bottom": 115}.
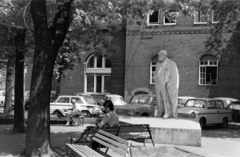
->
{"left": 104, "top": 94, "right": 127, "bottom": 106}
{"left": 178, "top": 98, "right": 232, "bottom": 129}
{"left": 226, "top": 101, "right": 240, "bottom": 122}
{"left": 50, "top": 95, "right": 102, "bottom": 117}
{"left": 115, "top": 94, "right": 157, "bottom": 117}
{"left": 213, "top": 97, "right": 239, "bottom": 108}
{"left": 178, "top": 96, "right": 195, "bottom": 108}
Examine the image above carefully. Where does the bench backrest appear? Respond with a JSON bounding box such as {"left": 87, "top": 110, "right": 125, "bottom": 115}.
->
{"left": 92, "top": 129, "right": 132, "bottom": 157}
{"left": 75, "top": 125, "right": 120, "bottom": 144}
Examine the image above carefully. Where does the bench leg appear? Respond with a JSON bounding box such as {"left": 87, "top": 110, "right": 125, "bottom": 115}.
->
{"left": 66, "top": 145, "right": 69, "bottom": 157}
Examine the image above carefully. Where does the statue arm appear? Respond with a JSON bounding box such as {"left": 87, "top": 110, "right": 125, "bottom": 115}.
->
{"left": 166, "top": 61, "right": 179, "bottom": 90}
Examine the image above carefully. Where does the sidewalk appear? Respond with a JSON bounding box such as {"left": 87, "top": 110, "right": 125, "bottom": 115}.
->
{"left": 0, "top": 124, "right": 240, "bottom": 157}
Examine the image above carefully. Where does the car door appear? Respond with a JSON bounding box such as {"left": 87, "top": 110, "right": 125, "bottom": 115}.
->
{"left": 50, "top": 96, "right": 71, "bottom": 113}
{"left": 216, "top": 100, "right": 231, "bottom": 122}
{"left": 206, "top": 101, "right": 218, "bottom": 124}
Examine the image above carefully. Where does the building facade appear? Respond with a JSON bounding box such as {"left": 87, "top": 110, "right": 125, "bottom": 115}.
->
{"left": 124, "top": 9, "right": 240, "bottom": 102}
{"left": 24, "top": 9, "right": 240, "bottom": 103}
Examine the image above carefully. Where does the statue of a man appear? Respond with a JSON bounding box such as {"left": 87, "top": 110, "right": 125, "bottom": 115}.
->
{"left": 154, "top": 50, "right": 179, "bottom": 118}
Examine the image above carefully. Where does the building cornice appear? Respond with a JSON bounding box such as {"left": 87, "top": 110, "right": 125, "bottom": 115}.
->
{"left": 126, "top": 25, "right": 235, "bottom": 36}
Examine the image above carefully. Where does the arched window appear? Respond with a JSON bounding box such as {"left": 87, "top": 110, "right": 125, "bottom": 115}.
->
{"left": 85, "top": 55, "right": 112, "bottom": 93}
{"left": 150, "top": 55, "right": 158, "bottom": 84}
{"left": 199, "top": 54, "right": 218, "bottom": 86}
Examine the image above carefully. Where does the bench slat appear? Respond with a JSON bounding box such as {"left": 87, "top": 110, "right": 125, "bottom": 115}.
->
{"left": 66, "top": 144, "right": 89, "bottom": 157}
{"left": 74, "top": 145, "right": 104, "bottom": 157}
{"left": 98, "top": 130, "right": 128, "bottom": 145}
{"left": 92, "top": 137, "right": 127, "bottom": 156}
{"left": 94, "top": 133, "right": 129, "bottom": 151}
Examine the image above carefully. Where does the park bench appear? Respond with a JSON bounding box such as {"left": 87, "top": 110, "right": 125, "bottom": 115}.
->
{"left": 71, "top": 124, "right": 154, "bottom": 146}
{"left": 66, "top": 129, "right": 132, "bottom": 157}
{"left": 70, "top": 125, "right": 121, "bottom": 145}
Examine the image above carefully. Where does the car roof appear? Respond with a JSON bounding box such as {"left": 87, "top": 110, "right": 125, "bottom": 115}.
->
{"left": 133, "top": 94, "right": 156, "bottom": 97}
{"left": 187, "top": 97, "right": 218, "bottom": 101}
{"left": 213, "top": 97, "right": 239, "bottom": 101}
{"left": 105, "top": 94, "right": 123, "bottom": 97}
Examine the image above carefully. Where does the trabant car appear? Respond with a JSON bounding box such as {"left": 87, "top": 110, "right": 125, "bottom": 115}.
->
{"left": 178, "top": 98, "right": 232, "bottom": 128}
{"left": 115, "top": 94, "right": 156, "bottom": 117}
{"left": 50, "top": 95, "right": 102, "bottom": 116}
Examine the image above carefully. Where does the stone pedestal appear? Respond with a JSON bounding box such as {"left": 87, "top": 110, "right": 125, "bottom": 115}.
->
{"left": 119, "top": 116, "right": 201, "bottom": 147}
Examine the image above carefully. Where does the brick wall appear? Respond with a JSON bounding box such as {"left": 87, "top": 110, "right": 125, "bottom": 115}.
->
{"left": 25, "top": 30, "right": 126, "bottom": 97}
{"left": 125, "top": 11, "right": 240, "bottom": 102}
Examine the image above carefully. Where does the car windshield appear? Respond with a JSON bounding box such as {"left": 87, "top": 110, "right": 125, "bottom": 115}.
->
{"left": 130, "top": 95, "right": 150, "bottom": 104}
{"left": 185, "top": 100, "right": 207, "bottom": 108}
{"left": 108, "top": 96, "right": 126, "bottom": 105}
{"left": 83, "top": 97, "right": 96, "bottom": 104}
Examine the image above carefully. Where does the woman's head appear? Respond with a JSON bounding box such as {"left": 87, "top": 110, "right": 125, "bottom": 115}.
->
{"left": 103, "top": 100, "right": 114, "bottom": 112}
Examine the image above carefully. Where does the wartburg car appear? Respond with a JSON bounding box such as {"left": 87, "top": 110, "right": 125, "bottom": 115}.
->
{"left": 178, "top": 98, "right": 232, "bottom": 128}
{"left": 50, "top": 95, "right": 102, "bottom": 116}
{"left": 115, "top": 94, "right": 157, "bottom": 117}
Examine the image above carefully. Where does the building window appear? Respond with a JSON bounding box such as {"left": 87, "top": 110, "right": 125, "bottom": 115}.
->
{"left": 199, "top": 55, "right": 218, "bottom": 86}
{"left": 150, "top": 55, "right": 158, "bottom": 84}
{"left": 163, "top": 11, "right": 177, "bottom": 25}
{"left": 85, "top": 55, "right": 111, "bottom": 93}
{"left": 194, "top": 11, "right": 208, "bottom": 24}
{"left": 147, "top": 10, "right": 160, "bottom": 26}
{"left": 212, "top": 10, "right": 219, "bottom": 23}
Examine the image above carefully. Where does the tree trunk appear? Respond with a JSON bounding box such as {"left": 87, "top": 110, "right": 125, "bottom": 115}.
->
{"left": 4, "top": 59, "right": 14, "bottom": 115}
{"left": 26, "top": 0, "right": 73, "bottom": 156}
{"left": 13, "top": 28, "right": 26, "bottom": 133}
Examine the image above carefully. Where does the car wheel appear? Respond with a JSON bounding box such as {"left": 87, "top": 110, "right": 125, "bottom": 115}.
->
{"left": 141, "top": 113, "right": 149, "bottom": 117}
{"left": 81, "top": 111, "right": 91, "bottom": 117}
{"left": 221, "top": 117, "right": 228, "bottom": 128}
{"left": 199, "top": 118, "right": 206, "bottom": 129}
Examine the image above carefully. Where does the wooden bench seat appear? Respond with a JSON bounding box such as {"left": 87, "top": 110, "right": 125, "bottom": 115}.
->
{"left": 66, "top": 129, "right": 132, "bottom": 157}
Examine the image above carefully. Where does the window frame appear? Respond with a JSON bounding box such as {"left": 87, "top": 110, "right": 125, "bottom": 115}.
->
{"left": 85, "top": 54, "right": 111, "bottom": 93}
{"left": 163, "top": 11, "right": 177, "bottom": 26}
{"left": 150, "top": 56, "right": 157, "bottom": 84}
{"left": 199, "top": 56, "right": 219, "bottom": 86}
{"left": 147, "top": 10, "right": 160, "bottom": 26}
{"left": 211, "top": 10, "right": 219, "bottom": 24}
{"left": 193, "top": 10, "right": 208, "bottom": 24}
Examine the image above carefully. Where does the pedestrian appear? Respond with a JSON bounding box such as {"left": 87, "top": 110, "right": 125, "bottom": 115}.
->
{"left": 95, "top": 100, "right": 119, "bottom": 128}
{"left": 64, "top": 99, "right": 82, "bottom": 126}
{"left": 154, "top": 50, "right": 179, "bottom": 118}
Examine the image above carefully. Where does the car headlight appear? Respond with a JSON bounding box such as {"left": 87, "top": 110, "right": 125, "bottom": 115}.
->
{"left": 128, "top": 110, "right": 135, "bottom": 116}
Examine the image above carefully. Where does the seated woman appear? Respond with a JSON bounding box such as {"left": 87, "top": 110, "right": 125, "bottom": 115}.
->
{"left": 96, "top": 100, "right": 119, "bottom": 128}
{"left": 64, "top": 99, "right": 82, "bottom": 126}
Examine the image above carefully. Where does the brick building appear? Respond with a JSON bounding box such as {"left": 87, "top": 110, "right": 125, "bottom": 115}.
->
{"left": 25, "top": 9, "right": 240, "bottom": 102}
{"left": 124, "top": 9, "right": 240, "bottom": 102}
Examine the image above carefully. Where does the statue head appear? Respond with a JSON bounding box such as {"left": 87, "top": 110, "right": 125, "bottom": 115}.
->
{"left": 158, "top": 50, "right": 168, "bottom": 62}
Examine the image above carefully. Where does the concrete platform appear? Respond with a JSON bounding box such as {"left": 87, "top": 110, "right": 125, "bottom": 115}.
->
{"left": 119, "top": 116, "right": 201, "bottom": 147}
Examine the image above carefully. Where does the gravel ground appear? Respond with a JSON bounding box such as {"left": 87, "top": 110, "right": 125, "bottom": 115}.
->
{"left": 131, "top": 146, "right": 202, "bottom": 157}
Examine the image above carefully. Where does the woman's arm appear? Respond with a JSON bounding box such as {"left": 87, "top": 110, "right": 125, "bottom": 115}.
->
{"left": 96, "top": 113, "right": 109, "bottom": 128}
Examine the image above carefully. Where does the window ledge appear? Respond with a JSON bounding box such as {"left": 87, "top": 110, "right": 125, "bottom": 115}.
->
{"left": 194, "top": 22, "right": 208, "bottom": 25}
{"left": 147, "top": 23, "right": 160, "bottom": 26}
{"left": 163, "top": 23, "right": 176, "bottom": 26}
